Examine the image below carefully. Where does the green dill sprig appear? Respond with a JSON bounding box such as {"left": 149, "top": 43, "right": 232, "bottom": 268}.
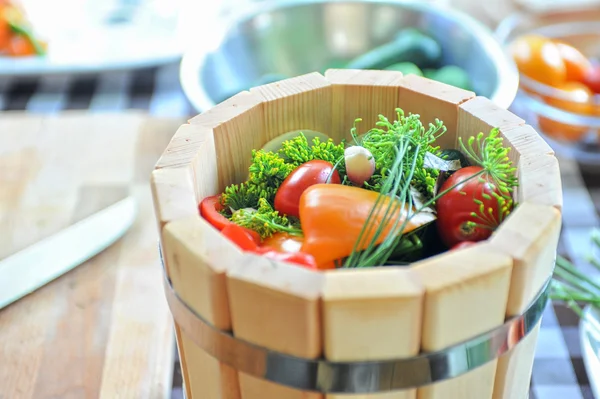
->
{"left": 459, "top": 128, "right": 518, "bottom": 196}
{"left": 467, "top": 194, "right": 514, "bottom": 231}
{"left": 359, "top": 109, "right": 446, "bottom": 199}
{"left": 459, "top": 128, "right": 519, "bottom": 231}
{"left": 230, "top": 198, "right": 303, "bottom": 238}
{"left": 345, "top": 118, "right": 422, "bottom": 268}
{"left": 345, "top": 113, "right": 517, "bottom": 268}
{"left": 550, "top": 229, "right": 600, "bottom": 322}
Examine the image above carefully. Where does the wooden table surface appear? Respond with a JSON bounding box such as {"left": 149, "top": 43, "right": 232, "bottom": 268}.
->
{"left": 0, "top": 111, "right": 184, "bottom": 398}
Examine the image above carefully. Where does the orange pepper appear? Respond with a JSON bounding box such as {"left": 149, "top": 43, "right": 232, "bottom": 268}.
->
{"left": 299, "top": 184, "right": 434, "bottom": 265}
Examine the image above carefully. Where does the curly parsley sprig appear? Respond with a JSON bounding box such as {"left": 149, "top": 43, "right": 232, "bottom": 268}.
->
{"left": 231, "top": 198, "right": 303, "bottom": 238}
{"left": 279, "top": 133, "right": 345, "bottom": 169}
{"left": 222, "top": 133, "right": 345, "bottom": 211}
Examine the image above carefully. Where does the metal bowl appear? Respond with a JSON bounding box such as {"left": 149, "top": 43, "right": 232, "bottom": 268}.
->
{"left": 180, "top": 0, "right": 519, "bottom": 112}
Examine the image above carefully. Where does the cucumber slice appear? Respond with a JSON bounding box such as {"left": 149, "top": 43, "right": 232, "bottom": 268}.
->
{"left": 261, "top": 130, "right": 330, "bottom": 153}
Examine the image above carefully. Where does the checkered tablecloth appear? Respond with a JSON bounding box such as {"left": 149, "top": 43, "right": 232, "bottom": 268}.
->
{"left": 1, "top": 64, "right": 597, "bottom": 399}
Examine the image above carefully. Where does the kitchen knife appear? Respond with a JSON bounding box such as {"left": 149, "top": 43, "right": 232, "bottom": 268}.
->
{"left": 0, "top": 196, "right": 137, "bottom": 310}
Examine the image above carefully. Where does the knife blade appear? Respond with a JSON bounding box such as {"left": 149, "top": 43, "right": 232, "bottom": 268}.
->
{"left": 0, "top": 196, "right": 137, "bottom": 310}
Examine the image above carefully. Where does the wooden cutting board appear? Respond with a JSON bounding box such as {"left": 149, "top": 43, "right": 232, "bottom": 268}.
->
{"left": 0, "top": 111, "right": 184, "bottom": 399}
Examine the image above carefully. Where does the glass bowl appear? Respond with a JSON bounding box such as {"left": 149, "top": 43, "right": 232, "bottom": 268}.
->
{"left": 496, "top": 9, "right": 600, "bottom": 165}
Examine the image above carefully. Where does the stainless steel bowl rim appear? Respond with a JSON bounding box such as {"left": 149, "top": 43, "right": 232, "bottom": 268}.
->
{"left": 180, "top": 0, "right": 519, "bottom": 113}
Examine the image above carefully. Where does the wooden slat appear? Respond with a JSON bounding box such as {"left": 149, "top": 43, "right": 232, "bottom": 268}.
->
{"left": 397, "top": 75, "right": 476, "bottom": 150}
{"left": 324, "top": 69, "right": 404, "bottom": 143}
{"left": 250, "top": 72, "right": 333, "bottom": 144}
{"left": 239, "top": 373, "right": 323, "bottom": 399}
{"left": 163, "top": 216, "right": 243, "bottom": 330}
{"left": 189, "top": 91, "right": 265, "bottom": 191}
{"left": 492, "top": 323, "right": 541, "bottom": 399}
{"left": 328, "top": 393, "right": 413, "bottom": 399}
{"left": 456, "top": 96, "right": 525, "bottom": 151}
{"left": 226, "top": 255, "right": 324, "bottom": 399}
{"left": 162, "top": 216, "right": 244, "bottom": 399}
{"left": 500, "top": 125, "right": 555, "bottom": 167}
{"left": 226, "top": 254, "right": 324, "bottom": 358}
{"left": 154, "top": 123, "right": 210, "bottom": 170}
{"left": 411, "top": 242, "right": 513, "bottom": 399}
{"left": 179, "top": 333, "right": 241, "bottom": 399}
{"left": 153, "top": 123, "right": 220, "bottom": 201}
{"left": 490, "top": 202, "right": 561, "bottom": 316}
{"left": 150, "top": 166, "right": 198, "bottom": 232}
{"left": 322, "top": 268, "right": 423, "bottom": 399}
{"left": 517, "top": 154, "right": 563, "bottom": 210}
{"left": 322, "top": 268, "right": 423, "bottom": 361}
{"left": 489, "top": 202, "right": 561, "bottom": 399}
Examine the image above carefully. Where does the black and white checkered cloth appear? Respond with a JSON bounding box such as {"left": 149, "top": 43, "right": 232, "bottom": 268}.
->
{"left": 1, "top": 63, "right": 595, "bottom": 399}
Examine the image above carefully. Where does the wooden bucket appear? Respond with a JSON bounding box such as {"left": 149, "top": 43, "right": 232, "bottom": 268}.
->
{"left": 151, "top": 70, "right": 562, "bottom": 399}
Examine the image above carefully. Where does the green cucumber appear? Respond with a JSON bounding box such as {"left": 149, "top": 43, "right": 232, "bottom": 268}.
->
{"left": 423, "top": 68, "right": 437, "bottom": 79}
{"left": 346, "top": 29, "right": 442, "bottom": 70}
{"left": 428, "top": 65, "right": 472, "bottom": 91}
{"left": 385, "top": 62, "right": 423, "bottom": 76}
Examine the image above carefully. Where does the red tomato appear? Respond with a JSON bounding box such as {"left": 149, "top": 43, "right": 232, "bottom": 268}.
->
{"left": 274, "top": 160, "right": 341, "bottom": 218}
{"left": 262, "top": 232, "right": 303, "bottom": 253}
{"left": 254, "top": 247, "right": 318, "bottom": 269}
{"left": 260, "top": 233, "right": 336, "bottom": 269}
{"left": 510, "top": 35, "right": 566, "bottom": 86}
{"left": 582, "top": 64, "right": 600, "bottom": 94}
{"left": 556, "top": 42, "right": 592, "bottom": 82}
{"left": 199, "top": 195, "right": 231, "bottom": 230}
{"left": 450, "top": 241, "right": 477, "bottom": 251}
{"left": 436, "top": 166, "right": 513, "bottom": 248}
{"left": 221, "top": 224, "right": 261, "bottom": 251}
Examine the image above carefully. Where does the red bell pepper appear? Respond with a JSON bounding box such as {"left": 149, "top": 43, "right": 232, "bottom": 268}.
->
{"left": 199, "top": 195, "right": 231, "bottom": 231}
{"left": 221, "top": 223, "right": 261, "bottom": 251}
{"left": 254, "top": 246, "right": 318, "bottom": 269}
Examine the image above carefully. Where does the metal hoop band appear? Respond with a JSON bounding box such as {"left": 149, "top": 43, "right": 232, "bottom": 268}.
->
{"left": 163, "top": 262, "right": 550, "bottom": 394}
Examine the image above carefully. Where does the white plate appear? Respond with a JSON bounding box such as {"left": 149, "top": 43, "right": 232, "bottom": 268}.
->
{"left": 580, "top": 305, "right": 600, "bottom": 398}
{"left": 0, "top": 0, "right": 198, "bottom": 76}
